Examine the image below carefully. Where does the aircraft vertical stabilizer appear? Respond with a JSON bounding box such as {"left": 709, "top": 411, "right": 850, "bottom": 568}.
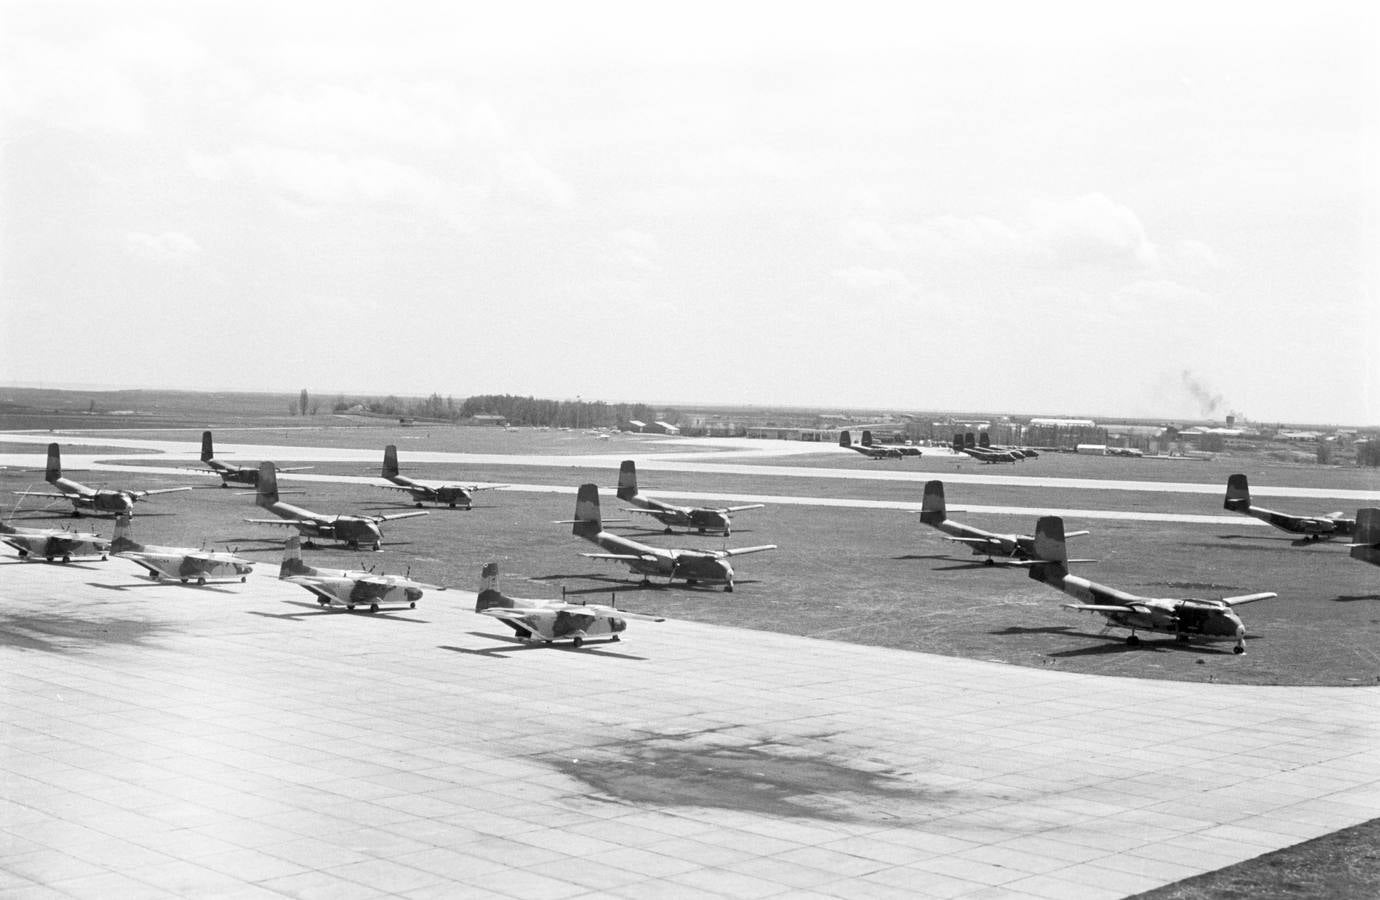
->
{"left": 382, "top": 444, "right": 401, "bottom": 479}
{"left": 1224, "top": 474, "right": 1251, "bottom": 511}
{"left": 617, "top": 460, "right": 639, "bottom": 501}
{"left": 279, "top": 535, "right": 312, "bottom": 578}
{"left": 200, "top": 431, "right": 215, "bottom": 462}
{"left": 573, "top": 483, "right": 603, "bottom": 542}
{"left": 111, "top": 515, "right": 142, "bottom": 554}
{"left": 475, "top": 562, "right": 513, "bottom": 611}
{"left": 256, "top": 462, "right": 280, "bottom": 507}
{"left": 46, "top": 443, "right": 62, "bottom": 483}
{"left": 1028, "top": 515, "right": 1070, "bottom": 584}
{"left": 920, "top": 480, "right": 947, "bottom": 526}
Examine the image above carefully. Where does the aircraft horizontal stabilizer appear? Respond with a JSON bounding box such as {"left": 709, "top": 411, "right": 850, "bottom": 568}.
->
{"left": 1064, "top": 530, "right": 1091, "bottom": 538}
{"left": 724, "top": 504, "right": 766, "bottom": 512}
{"left": 244, "top": 518, "right": 307, "bottom": 526}
{"left": 138, "top": 487, "right": 194, "bottom": 496}
{"left": 1061, "top": 602, "right": 1149, "bottom": 614}
{"left": 581, "top": 552, "right": 658, "bottom": 563}
{"left": 553, "top": 604, "right": 664, "bottom": 622}
{"left": 371, "top": 511, "right": 429, "bottom": 522}
{"left": 1222, "top": 592, "right": 1277, "bottom": 606}
{"left": 719, "top": 544, "right": 777, "bottom": 557}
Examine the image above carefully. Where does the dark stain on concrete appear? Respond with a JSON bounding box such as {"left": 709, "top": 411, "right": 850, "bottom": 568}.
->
{"left": 0, "top": 612, "right": 168, "bottom": 653}
{"left": 550, "top": 726, "right": 956, "bottom": 822}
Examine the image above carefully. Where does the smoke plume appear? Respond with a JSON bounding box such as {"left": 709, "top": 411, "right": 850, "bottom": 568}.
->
{"left": 1181, "top": 370, "right": 1224, "bottom": 418}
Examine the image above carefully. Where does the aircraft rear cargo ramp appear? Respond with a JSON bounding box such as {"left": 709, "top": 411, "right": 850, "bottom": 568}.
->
{"left": 1, "top": 561, "right": 1377, "bottom": 898}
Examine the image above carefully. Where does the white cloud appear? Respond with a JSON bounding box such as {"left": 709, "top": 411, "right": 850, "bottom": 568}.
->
{"left": 1028, "top": 193, "right": 1159, "bottom": 268}
{"left": 125, "top": 231, "right": 202, "bottom": 264}
{"left": 189, "top": 144, "right": 440, "bottom": 207}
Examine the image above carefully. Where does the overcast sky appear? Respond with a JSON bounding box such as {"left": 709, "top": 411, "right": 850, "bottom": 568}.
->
{"left": 2, "top": 1, "right": 1376, "bottom": 424}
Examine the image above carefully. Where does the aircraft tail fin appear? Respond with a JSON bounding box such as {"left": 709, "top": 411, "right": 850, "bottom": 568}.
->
{"left": 111, "top": 514, "right": 141, "bottom": 553}
{"left": 839, "top": 431, "right": 852, "bottom": 448}
{"left": 951, "top": 433, "right": 963, "bottom": 453}
{"left": 256, "top": 462, "right": 279, "bottom": 507}
{"left": 382, "top": 444, "right": 400, "bottom": 479}
{"left": 573, "top": 483, "right": 602, "bottom": 542}
{"left": 45, "top": 443, "right": 61, "bottom": 483}
{"left": 200, "top": 431, "right": 214, "bottom": 462}
{"left": 279, "top": 535, "right": 313, "bottom": 578}
{"left": 475, "top": 562, "right": 514, "bottom": 611}
{"left": 861, "top": 430, "right": 874, "bottom": 447}
{"left": 1224, "top": 474, "right": 1251, "bottom": 511}
{"left": 920, "top": 480, "right": 947, "bottom": 525}
{"left": 1354, "top": 508, "right": 1380, "bottom": 545}
{"left": 1027, "top": 515, "right": 1070, "bottom": 585}
{"left": 616, "top": 460, "right": 639, "bottom": 500}
{"left": 965, "top": 432, "right": 977, "bottom": 449}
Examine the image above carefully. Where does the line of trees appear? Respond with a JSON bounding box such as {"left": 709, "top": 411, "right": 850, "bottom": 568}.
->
{"left": 322, "top": 392, "right": 661, "bottom": 428}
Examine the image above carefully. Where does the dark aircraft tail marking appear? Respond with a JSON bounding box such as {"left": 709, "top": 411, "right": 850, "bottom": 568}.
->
{"left": 920, "top": 480, "right": 947, "bottom": 526}
{"left": 111, "top": 514, "right": 142, "bottom": 553}
{"left": 617, "top": 460, "right": 639, "bottom": 501}
{"left": 573, "top": 483, "right": 602, "bottom": 542}
{"left": 256, "top": 462, "right": 280, "bottom": 508}
{"left": 1224, "top": 474, "right": 1251, "bottom": 512}
{"left": 1028, "top": 515, "right": 1070, "bottom": 585}
{"left": 861, "top": 430, "right": 874, "bottom": 447}
{"left": 45, "top": 443, "right": 62, "bottom": 483}
{"left": 839, "top": 431, "right": 853, "bottom": 449}
{"left": 476, "top": 562, "right": 515, "bottom": 611}
{"left": 383, "top": 444, "right": 400, "bottom": 479}
{"left": 279, "top": 535, "right": 312, "bottom": 578}
{"left": 201, "top": 431, "right": 215, "bottom": 463}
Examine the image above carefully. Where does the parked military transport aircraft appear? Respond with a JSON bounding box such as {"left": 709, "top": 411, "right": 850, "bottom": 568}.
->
{"left": 112, "top": 515, "right": 255, "bottom": 585}
{"left": 566, "top": 483, "right": 775, "bottom": 592}
{"left": 474, "top": 561, "right": 663, "bottom": 646}
{"left": 377, "top": 444, "right": 504, "bottom": 509}
{"left": 197, "top": 431, "right": 311, "bottom": 487}
{"left": 278, "top": 536, "right": 441, "bottom": 612}
{"left": 978, "top": 433, "right": 1037, "bottom": 459}
{"left": 246, "top": 462, "right": 426, "bottom": 550}
{"left": 919, "top": 480, "right": 1087, "bottom": 564}
{"left": 1223, "top": 474, "right": 1356, "bottom": 542}
{"left": 1027, "top": 515, "right": 1275, "bottom": 654}
{"left": 1350, "top": 508, "right": 1380, "bottom": 567}
{"left": 839, "top": 430, "right": 901, "bottom": 459}
{"left": 617, "top": 460, "right": 763, "bottom": 535}
{"left": 27, "top": 443, "right": 191, "bottom": 516}
{"left": 952, "top": 433, "right": 1019, "bottom": 463}
{"left": 1, "top": 520, "right": 108, "bottom": 563}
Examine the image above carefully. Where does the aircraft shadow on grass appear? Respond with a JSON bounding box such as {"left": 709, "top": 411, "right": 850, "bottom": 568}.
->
{"left": 89, "top": 581, "right": 240, "bottom": 595}
{"left": 440, "top": 637, "right": 647, "bottom": 662}
{"left": 1214, "top": 534, "right": 1344, "bottom": 548}
{"left": 246, "top": 601, "right": 429, "bottom": 622}
{"left": 1332, "top": 594, "right": 1380, "bottom": 603}
{"left": 528, "top": 572, "right": 759, "bottom": 593}
{"left": 0, "top": 559, "right": 106, "bottom": 571}
{"left": 1038, "top": 633, "right": 1266, "bottom": 659}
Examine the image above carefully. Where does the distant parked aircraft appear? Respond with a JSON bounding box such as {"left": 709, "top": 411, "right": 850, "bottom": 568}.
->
{"left": 377, "top": 444, "right": 504, "bottom": 509}
{"left": 474, "top": 562, "right": 663, "bottom": 646}
{"left": 0, "top": 519, "right": 109, "bottom": 563}
{"left": 840, "top": 430, "right": 901, "bottom": 459}
{"left": 1349, "top": 508, "right": 1380, "bottom": 567}
{"left": 26, "top": 443, "right": 191, "bottom": 516}
{"left": 616, "top": 460, "right": 763, "bottom": 536}
{"left": 197, "top": 431, "right": 311, "bottom": 487}
{"left": 277, "top": 536, "right": 441, "bottom": 612}
{"left": 245, "top": 462, "right": 426, "bottom": 550}
{"left": 978, "top": 433, "right": 1037, "bottom": 459}
{"left": 919, "top": 480, "right": 1087, "bottom": 564}
{"left": 1223, "top": 474, "right": 1355, "bottom": 542}
{"left": 952, "top": 433, "right": 1019, "bottom": 464}
{"left": 112, "top": 515, "right": 255, "bottom": 585}
{"left": 566, "top": 483, "right": 775, "bottom": 592}
{"left": 1027, "top": 515, "right": 1275, "bottom": 654}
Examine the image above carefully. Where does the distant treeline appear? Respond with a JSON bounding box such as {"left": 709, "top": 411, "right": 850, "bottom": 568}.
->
{"left": 331, "top": 392, "right": 665, "bottom": 428}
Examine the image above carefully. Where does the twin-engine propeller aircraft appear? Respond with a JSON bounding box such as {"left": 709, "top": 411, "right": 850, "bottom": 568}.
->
{"left": 565, "top": 483, "right": 775, "bottom": 592}
{"left": 246, "top": 462, "right": 426, "bottom": 550}
{"left": 111, "top": 515, "right": 255, "bottom": 585}
{"left": 1, "top": 520, "right": 109, "bottom": 563}
{"left": 839, "top": 430, "right": 901, "bottom": 459}
{"left": 377, "top": 444, "right": 504, "bottom": 509}
{"left": 918, "top": 480, "right": 1088, "bottom": 564}
{"left": 616, "top": 460, "right": 763, "bottom": 536}
{"left": 1350, "top": 508, "right": 1380, "bottom": 567}
{"left": 1026, "top": 515, "right": 1276, "bottom": 654}
{"left": 277, "top": 536, "right": 442, "bottom": 612}
{"left": 26, "top": 443, "right": 191, "bottom": 516}
{"left": 977, "top": 432, "right": 1037, "bottom": 459}
{"left": 952, "top": 433, "right": 1019, "bottom": 463}
{"left": 1223, "top": 474, "right": 1356, "bottom": 542}
{"left": 197, "top": 431, "right": 311, "bottom": 487}
{"left": 474, "top": 562, "right": 663, "bottom": 646}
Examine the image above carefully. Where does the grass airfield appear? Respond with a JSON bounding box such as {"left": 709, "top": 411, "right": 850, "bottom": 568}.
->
{"left": 3, "top": 423, "right": 1377, "bottom": 686}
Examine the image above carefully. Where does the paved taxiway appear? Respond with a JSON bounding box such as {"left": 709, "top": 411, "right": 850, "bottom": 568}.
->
{"left": 3, "top": 558, "right": 1379, "bottom": 899}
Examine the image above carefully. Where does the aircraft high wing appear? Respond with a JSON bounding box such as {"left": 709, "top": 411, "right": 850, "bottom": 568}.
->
{"left": 111, "top": 515, "right": 254, "bottom": 585}
{"left": 918, "top": 480, "right": 1088, "bottom": 564}
{"left": 20, "top": 443, "right": 192, "bottom": 516}
{"left": 1027, "top": 516, "right": 1275, "bottom": 654}
{"left": 1223, "top": 474, "right": 1356, "bottom": 542}
{"left": 245, "top": 462, "right": 426, "bottom": 550}
{"left": 564, "top": 483, "right": 775, "bottom": 592}
{"left": 616, "top": 460, "right": 763, "bottom": 536}
{"left": 196, "top": 431, "right": 311, "bottom": 487}
{"left": 951, "top": 433, "right": 1020, "bottom": 463}
{"left": 474, "top": 561, "right": 663, "bottom": 646}
{"left": 839, "top": 430, "right": 901, "bottom": 459}
{"left": 277, "top": 536, "right": 441, "bottom": 611}
{"left": 376, "top": 444, "right": 506, "bottom": 509}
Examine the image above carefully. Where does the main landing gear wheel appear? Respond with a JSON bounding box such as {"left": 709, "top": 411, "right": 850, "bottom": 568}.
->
{"left": 446, "top": 502, "right": 455, "bottom": 509}
{"left": 409, "top": 601, "right": 416, "bottom": 609}
{"left": 1126, "top": 634, "right": 1140, "bottom": 646}
{"left": 346, "top": 603, "right": 355, "bottom": 611}
{"left": 372, "top": 542, "right": 381, "bottom": 551}
{"left": 240, "top": 576, "right": 247, "bottom": 583}
{"left": 318, "top": 598, "right": 329, "bottom": 606}
{"left": 417, "top": 502, "right": 426, "bottom": 508}
{"left": 180, "top": 578, "right": 188, "bottom": 583}
{"left": 573, "top": 637, "right": 584, "bottom": 648}
{"left": 369, "top": 603, "right": 379, "bottom": 613}
{"left": 724, "top": 583, "right": 734, "bottom": 593}
{"left": 62, "top": 555, "right": 71, "bottom": 564}
{"left": 664, "top": 527, "right": 673, "bottom": 534}
{"left": 196, "top": 577, "right": 206, "bottom": 586}
{"left": 1233, "top": 645, "right": 1246, "bottom": 655}
{"left": 610, "top": 635, "right": 620, "bottom": 642}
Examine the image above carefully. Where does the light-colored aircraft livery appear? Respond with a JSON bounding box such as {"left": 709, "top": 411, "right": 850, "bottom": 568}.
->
{"left": 278, "top": 535, "right": 442, "bottom": 612}
{"left": 1223, "top": 473, "right": 1356, "bottom": 541}
{"left": 1350, "top": 508, "right": 1380, "bottom": 567}
{"left": 0, "top": 520, "right": 109, "bottom": 563}
{"left": 616, "top": 459, "right": 763, "bottom": 536}
{"left": 1027, "top": 515, "right": 1276, "bottom": 654}
{"left": 112, "top": 515, "right": 255, "bottom": 585}
{"left": 378, "top": 444, "right": 504, "bottom": 509}
{"left": 24, "top": 443, "right": 191, "bottom": 517}
{"left": 568, "top": 483, "right": 775, "bottom": 592}
{"left": 919, "top": 480, "right": 1088, "bottom": 564}
{"left": 474, "top": 561, "right": 663, "bottom": 646}
{"left": 198, "top": 431, "right": 311, "bottom": 487}
{"left": 246, "top": 461, "right": 427, "bottom": 550}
